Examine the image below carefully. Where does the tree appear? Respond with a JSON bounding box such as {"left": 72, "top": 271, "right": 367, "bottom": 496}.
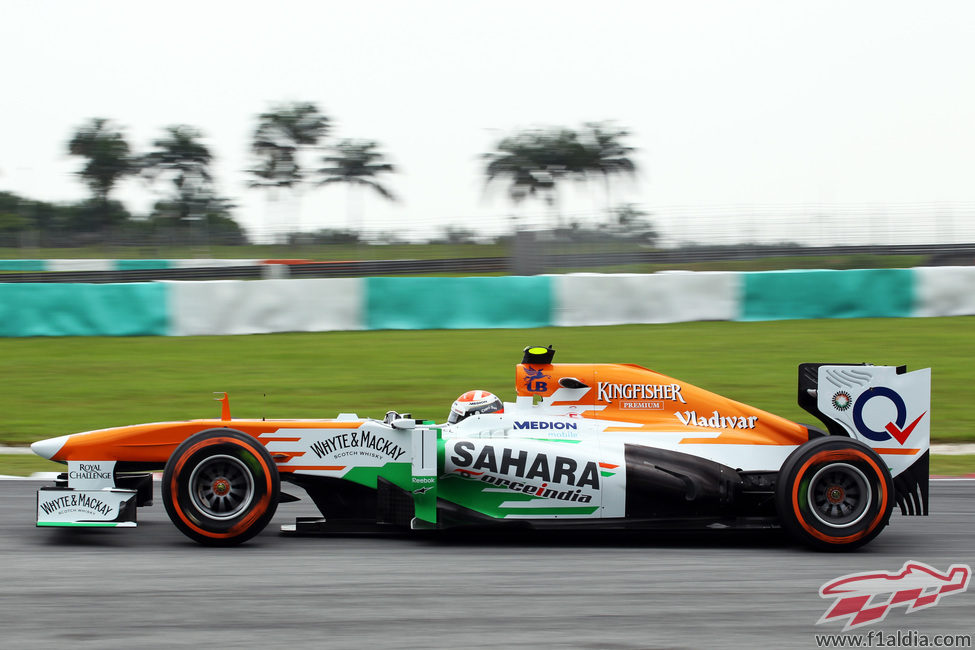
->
{"left": 64, "top": 199, "right": 133, "bottom": 234}
{"left": 575, "top": 122, "right": 638, "bottom": 209}
{"left": 483, "top": 127, "right": 584, "bottom": 226}
{"left": 483, "top": 123, "right": 639, "bottom": 226}
{"left": 315, "top": 139, "right": 397, "bottom": 230}
{"left": 247, "top": 102, "right": 330, "bottom": 240}
{"left": 0, "top": 191, "right": 136, "bottom": 245}
{"left": 248, "top": 101, "right": 330, "bottom": 189}
{"left": 0, "top": 192, "right": 31, "bottom": 247}
{"left": 66, "top": 118, "right": 136, "bottom": 229}
{"left": 483, "top": 131, "right": 558, "bottom": 207}
{"left": 141, "top": 125, "right": 215, "bottom": 223}
{"left": 147, "top": 196, "right": 247, "bottom": 245}
{"left": 433, "top": 225, "right": 479, "bottom": 244}
{"left": 607, "top": 203, "right": 657, "bottom": 245}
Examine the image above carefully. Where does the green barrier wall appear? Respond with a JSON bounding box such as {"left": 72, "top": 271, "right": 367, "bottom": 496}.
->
{"left": 116, "top": 260, "right": 172, "bottom": 270}
{"left": 366, "top": 276, "right": 553, "bottom": 330}
{"left": 0, "top": 260, "right": 45, "bottom": 271}
{"left": 0, "top": 283, "right": 169, "bottom": 337}
{"left": 741, "top": 269, "right": 914, "bottom": 321}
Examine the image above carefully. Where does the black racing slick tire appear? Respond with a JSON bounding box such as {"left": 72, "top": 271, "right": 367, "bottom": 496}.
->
{"left": 775, "top": 437, "right": 893, "bottom": 552}
{"left": 162, "top": 429, "right": 280, "bottom": 546}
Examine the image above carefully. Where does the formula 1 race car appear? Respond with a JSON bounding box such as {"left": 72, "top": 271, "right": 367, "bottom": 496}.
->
{"left": 31, "top": 346, "right": 930, "bottom": 550}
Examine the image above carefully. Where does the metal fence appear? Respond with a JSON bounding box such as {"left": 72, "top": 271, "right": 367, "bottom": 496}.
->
{"left": 4, "top": 201, "right": 975, "bottom": 252}
{"left": 2, "top": 242, "right": 973, "bottom": 283}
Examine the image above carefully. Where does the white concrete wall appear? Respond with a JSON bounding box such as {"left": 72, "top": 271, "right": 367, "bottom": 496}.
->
{"left": 913, "top": 266, "right": 975, "bottom": 317}
{"left": 553, "top": 272, "right": 741, "bottom": 326}
{"left": 168, "top": 278, "right": 364, "bottom": 336}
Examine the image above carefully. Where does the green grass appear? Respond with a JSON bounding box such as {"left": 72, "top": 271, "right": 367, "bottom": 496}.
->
{"left": 0, "top": 243, "right": 512, "bottom": 262}
{"left": 3, "top": 454, "right": 972, "bottom": 477}
{"left": 1, "top": 317, "right": 972, "bottom": 446}
{"left": 643, "top": 254, "right": 926, "bottom": 273}
{"left": 0, "top": 455, "right": 63, "bottom": 476}
{"left": 930, "top": 455, "right": 975, "bottom": 476}
{"left": 546, "top": 255, "right": 926, "bottom": 275}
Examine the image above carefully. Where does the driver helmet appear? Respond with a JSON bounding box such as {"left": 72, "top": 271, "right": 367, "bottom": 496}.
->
{"left": 448, "top": 390, "right": 503, "bottom": 424}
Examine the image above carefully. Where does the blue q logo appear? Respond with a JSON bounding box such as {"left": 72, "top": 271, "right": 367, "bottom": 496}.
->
{"left": 852, "top": 387, "right": 924, "bottom": 445}
{"left": 524, "top": 366, "right": 550, "bottom": 393}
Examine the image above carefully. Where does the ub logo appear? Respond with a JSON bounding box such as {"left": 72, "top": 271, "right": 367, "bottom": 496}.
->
{"left": 524, "top": 366, "right": 550, "bottom": 392}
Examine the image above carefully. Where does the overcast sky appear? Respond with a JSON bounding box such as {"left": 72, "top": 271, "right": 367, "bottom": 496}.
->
{"left": 2, "top": 0, "right": 974, "bottom": 245}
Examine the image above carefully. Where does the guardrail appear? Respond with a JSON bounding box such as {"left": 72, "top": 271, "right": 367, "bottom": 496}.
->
{"left": 1, "top": 243, "right": 973, "bottom": 283}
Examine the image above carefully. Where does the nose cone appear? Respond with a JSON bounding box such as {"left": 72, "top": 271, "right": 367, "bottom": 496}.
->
{"left": 30, "top": 435, "right": 70, "bottom": 460}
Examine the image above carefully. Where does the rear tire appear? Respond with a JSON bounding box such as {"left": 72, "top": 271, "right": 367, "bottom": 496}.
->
{"left": 775, "top": 437, "right": 893, "bottom": 551}
{"left": 163, "top": 429, "right": 280, "bottom": 546}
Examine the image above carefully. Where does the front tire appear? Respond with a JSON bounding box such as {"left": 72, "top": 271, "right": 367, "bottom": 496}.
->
{"left": 775, "top": 437, "right": 893, "bottom": 551}
{"left": 163, "top": 429, "right": 280, "bottom": 546}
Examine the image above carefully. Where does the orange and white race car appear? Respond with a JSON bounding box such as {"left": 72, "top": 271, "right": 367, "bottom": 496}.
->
{"left": 31, "top": 346, "right": 930, "bottom": 550}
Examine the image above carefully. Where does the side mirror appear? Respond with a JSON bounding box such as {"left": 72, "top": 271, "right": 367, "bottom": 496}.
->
{"left": 391, "top": 418, "right": 417, "bottom": 430}
{"left": 384, "top": 410, "right": 413, "bottom": 425}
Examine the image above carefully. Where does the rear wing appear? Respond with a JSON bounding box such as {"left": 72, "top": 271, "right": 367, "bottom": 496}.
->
{"left": 798, "top": 363, "right": 930, "bottom": 516}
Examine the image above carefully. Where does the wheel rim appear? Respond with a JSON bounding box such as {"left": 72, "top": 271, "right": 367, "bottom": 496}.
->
{"left": 807, "top": 462, "right": 872, "bottom": 529}
{"left": 188, "top": 454, "right": 255, "bottom": 520}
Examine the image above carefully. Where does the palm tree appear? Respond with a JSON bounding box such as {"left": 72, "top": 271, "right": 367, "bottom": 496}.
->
{"left": 483, "top": 128, "right": 579, "bottom": 226}
{"left": 575, "top": 122, "right": 638, "bottom": 212}
{"left": 315, "top": 139, "right": 397, "bottom": 231}
{"left": 141, "top": 125, "right": 214, "bottom": 223}
{"left": 484, "top": 123, "right": 638, "bottom": 228}
{"left": 248, "top": 101, "right": 330, "bottom": 189}
{"left": 248, "top": 102, "right": 329, "bottom": 240}
{"left": 483, "top": 131, "right": 556, "bottom": 207}
{"left": 67, "top": 118, "right": 136, "bottom": 207}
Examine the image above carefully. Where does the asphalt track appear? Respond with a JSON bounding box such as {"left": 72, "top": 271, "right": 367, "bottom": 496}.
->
{"left": 1, "top": 480, "right": 972, "bottom": 649}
